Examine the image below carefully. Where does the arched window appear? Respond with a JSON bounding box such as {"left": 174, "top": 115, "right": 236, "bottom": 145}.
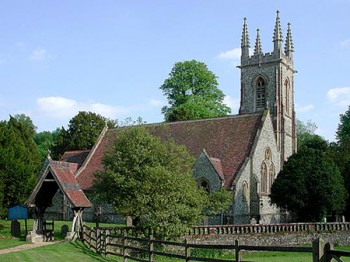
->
{"left": 256, "top": 77, "right": 266, "bottom": 110}
{"left": 242, "top": 181, "right": 248, "bottom": 202}
{"left": 261, "top": 147, "right": 275, "bottom": 194}
{"left": 260, "top": 162, "right": 267, "bottom": 194}
{"left": 198, "top": 178, "right": 210, "bottom": 193}
{"left": 269, "top": 163, "right": 275, "bottom": 189}
{"left": 285, "top": 79, "right": 290, "bottom": 115}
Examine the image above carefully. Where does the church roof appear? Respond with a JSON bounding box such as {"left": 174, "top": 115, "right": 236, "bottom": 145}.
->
{"left": 60, "top": 150, "right": 91, "bottom": 168}
{"left": 26, "top": 159, "right": 92, "bottom": 208}
{"left": 75, "top": 113, "right": 263, "bottom": 190}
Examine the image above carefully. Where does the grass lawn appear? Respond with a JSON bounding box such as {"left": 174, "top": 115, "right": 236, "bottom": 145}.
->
{"left": 0, "top": 241, "right": 112, "bottom": 262}
{"left": 0, "top": 219, "right": 122, "bottom": 250}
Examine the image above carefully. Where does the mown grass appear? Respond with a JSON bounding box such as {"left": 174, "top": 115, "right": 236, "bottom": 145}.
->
{"left": 0, "top": 241, "right": 112, "bottom": 262}
{"left": 0, "top": 219, "right": 122, "bottom": 250}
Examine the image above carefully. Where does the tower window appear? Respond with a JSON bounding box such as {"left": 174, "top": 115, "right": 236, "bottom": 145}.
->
{"left": 256, "top": 77, "right": 266, "bottom": 110}
{"left": 285, "top": 80, "right": 290, "bottom": 115}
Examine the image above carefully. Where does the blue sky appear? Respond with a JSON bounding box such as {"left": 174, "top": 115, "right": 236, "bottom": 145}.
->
{"left": 0, "top": 1, "right": 349, "bottom": 141}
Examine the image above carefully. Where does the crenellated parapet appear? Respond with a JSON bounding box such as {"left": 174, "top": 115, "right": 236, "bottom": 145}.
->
{"left": 240, "top": 11, "right": 294, "bottom": 68}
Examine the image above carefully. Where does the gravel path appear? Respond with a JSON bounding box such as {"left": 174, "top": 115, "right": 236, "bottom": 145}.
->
{"left": 0, "top": 241, "right": 61, "bottom": 254}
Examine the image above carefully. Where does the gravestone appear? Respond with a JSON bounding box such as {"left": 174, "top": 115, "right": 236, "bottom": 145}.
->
{"left": 11, "top": 220, "right": 20, "bottom": 237}
{"left": 61, "top": 225, "right": 69, "bottom": 238}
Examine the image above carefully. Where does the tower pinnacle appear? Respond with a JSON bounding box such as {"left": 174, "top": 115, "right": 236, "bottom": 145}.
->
{"left": 273, "top": 10, "right": 283, "bottom": 53}
{"left": 284, "top": 23, "right": 294, "bottom": 57}
{"left": 241, "top": 17, "right": 250, "bottom": 59}
{"left": 254, "top": 29, "right": 263, "bottom": 56}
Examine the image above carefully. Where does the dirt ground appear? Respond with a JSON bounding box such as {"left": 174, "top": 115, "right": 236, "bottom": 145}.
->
{"left": 0, "top": 241, "right": 60, "bottom": 254}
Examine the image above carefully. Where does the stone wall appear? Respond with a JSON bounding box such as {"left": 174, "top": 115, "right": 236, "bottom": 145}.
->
{"left": 187, "top": 231, "right": 350, "bottom": 247}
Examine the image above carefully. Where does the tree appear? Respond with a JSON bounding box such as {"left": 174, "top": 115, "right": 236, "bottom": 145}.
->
{"left": 94, "top": 125, "right": 207, "bottom": 238}
{"left": 336, "top": 106, "right": 350, "bottom": 146}
{"left": 160, "top": 60, "right": 231, "bottom": 122}
{"left": 296, "top": 119, "right": 318, "bottom": 150}
{"left": 51, "top": 111, "right": 117, "bottom": 158}
{"left": 333, "top": 106, "right": 350, "bottom": 220}
{"left": 270, "top": 136, "right": 347, "bottom": 222}
{"left": 0, "top": 116, "right": 41, "bottom": 217}
{"left": 34, "top": 129, "right": 60, "bottom": 161}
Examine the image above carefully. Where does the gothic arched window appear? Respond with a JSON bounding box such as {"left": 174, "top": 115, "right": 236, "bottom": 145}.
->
{"left": 285, "top": 79, "right": 290, "bottom": 115}
{"left": 256, "top": 77, "right": 266, "bottom": 110}
{"left": 242, "top": 181, "right": 248, "bottom": 202}
{"left": 260, "top": 162, "right": 267, "bottom": 194}
{"left": 260, "top": 147, "right": 275, "bottom": 194}
{"left": 198, "top": 178, "right": 210, "bottom": 193}
{"left": 269, "top": 163, "right": 275, "bottom": 189}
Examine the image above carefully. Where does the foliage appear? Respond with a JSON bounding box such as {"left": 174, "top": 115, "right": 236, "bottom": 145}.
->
{"left": 270, "top": 137, "right": 347, "bottom": 222}
{"left": 94, "top": 125, "right": 207, "bottom": 238}
{"left": 34, "top": 129, "right": 60, "bottom": 161}
{"left": 296, "top": 119, "right": 318, "bottom": 150}
{"left": 204, "top": 189, "right": 232, "bottom": 217}
{"left": 333, "top": 106, "right": 350, "bottom": 220}
{"left": 0, "top": 116, "right": 41, "bottom": 217}
{"left": 160, "top": 60, "right": 231, "bottom": 122}
{"left": 51, "top": 111, "right": 116, "bottom": 159}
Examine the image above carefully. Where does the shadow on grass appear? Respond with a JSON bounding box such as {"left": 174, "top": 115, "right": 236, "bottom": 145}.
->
{"left": 69, "top": 241, "right": 111, "bottom": 261}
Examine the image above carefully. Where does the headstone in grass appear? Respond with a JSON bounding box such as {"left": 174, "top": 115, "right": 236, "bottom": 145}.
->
{"left": 61, "top": 225, "right": 69, "bottom": 237}
{"left": 11, "top": 220, "right": 20, "bottom": 237}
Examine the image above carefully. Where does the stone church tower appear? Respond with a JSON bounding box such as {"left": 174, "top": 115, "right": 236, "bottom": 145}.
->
{"left": 238, "top": 11, "right": 297, "bottom": 163}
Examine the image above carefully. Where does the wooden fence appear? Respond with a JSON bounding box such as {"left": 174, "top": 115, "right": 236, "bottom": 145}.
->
{"left": 82, "top": 225, "right": 350, "bottom": 262}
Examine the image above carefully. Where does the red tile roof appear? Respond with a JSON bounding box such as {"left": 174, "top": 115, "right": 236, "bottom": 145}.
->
{"left": 60, "top": 150, "right": 90, "bottom": 168}
{"left": 75, "top": 113, "right": 262, "bottom": 190}
{"left": 26, "top": 159, "right": 92, "bottom": 208}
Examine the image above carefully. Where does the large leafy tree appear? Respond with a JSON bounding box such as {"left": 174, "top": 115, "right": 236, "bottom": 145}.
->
{"left": 160, "top": 60, "right": 231, "bottom": 122}
{"left": 0, "top": 116, "right": 41, "bottom": 217}
{"left": 51, "top": 111, "right": 116, "bottom": 159}
{"left": 333, "top": 106, "right": 350, "bottom": 219}
{"left": 34, "top": 129, "right": 61, "bottom": 161}
{"left": 94, "top": 125, "right": 207, "bottom": 238}
{"left": 270, "top": 136, "right": 347, "bottom": 222}
{"left": 296, "top": 119, "right": 318, "bottom": 150}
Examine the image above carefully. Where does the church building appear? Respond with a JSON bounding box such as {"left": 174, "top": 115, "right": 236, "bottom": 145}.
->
{"left": 27, "top": 11, "right": 297, "bottom": 226}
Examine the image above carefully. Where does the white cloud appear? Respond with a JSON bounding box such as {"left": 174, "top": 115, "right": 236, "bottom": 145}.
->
{"left": 217, "top": 48, "right": 241, "bottom": 60}
{"left": 340, "top": 39, "right": 350, "bottom": 47}
{"left": 327, "top": 87, "right": 350, "bottom": 107}
{"left": 37, "top": 96, "right": 78, "bottom": 118}
{"left": 28, "top": 48, "right": 51, "bottom": 61}
{"left": 295, "top": 104, "right": 315, "bottom": 113}
{"left": 149, "top": 99, "right": 165, "bottom": 107}
{"left": 223, "top": 95, "right": 240, "bottom": 113}
{"left": 36, "top": 96, "right": 129, "bottom": 120}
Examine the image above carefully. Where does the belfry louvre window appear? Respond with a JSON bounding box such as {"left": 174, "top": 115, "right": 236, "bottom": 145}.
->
{"left": 256, "top": 77, "right": 266, "bottom": 110}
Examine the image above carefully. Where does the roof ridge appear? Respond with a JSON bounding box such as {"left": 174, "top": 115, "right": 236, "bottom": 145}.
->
{"left": 107, "top": 112, "right": 263, "bottom": 131}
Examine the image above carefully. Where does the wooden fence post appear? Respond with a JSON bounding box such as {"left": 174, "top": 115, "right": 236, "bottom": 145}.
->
{"left": 185, "top": 239, "right": 190, "bottom": 262}
{"left": 312, "top": 238, "right": 325, "bottom": 262}
{"left": 323, "top": 242, "right": 333, "bottom": 262}
{"left": 123, "top": 232, "right": 128, "bottom": 262}
{"left": 235, "top": 239, "right": 241, "bottom": 262}
{"left": 149, "top": 235, "right": 154, "bottom": 262}
{"left": 97, "top": 228, "right": 101, "bottom": 254}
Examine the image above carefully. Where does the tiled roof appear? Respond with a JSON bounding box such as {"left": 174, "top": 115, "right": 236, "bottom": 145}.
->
{"left": 60, "top": 150, "right": 90, "bottom": 168}
{"left": 26, "top": 159, "right": 92, "bottom": 208}
{"left": 209, "top": 157, "right": 224, "bottom": 180}
{"left": 75, "top": 113, "right": 262, "bottom": 190}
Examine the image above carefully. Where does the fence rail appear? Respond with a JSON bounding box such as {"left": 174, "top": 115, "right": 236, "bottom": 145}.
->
{"left": 82, "top": 224, "right": 350, "bottom": 262}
